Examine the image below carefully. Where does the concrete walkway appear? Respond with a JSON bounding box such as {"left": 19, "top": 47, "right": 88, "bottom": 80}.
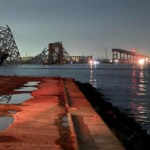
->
{"left": 64, "top": 78, "right": 125, "bottom": 150}
{"left": 0, "top": 76, "right": 125, "bottom": 150}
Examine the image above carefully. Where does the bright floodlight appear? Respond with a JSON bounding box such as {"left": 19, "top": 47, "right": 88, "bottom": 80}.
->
{"left": 115, "top": 59, "right": 119, "bottom": 63}
{"left": 89, "top": 60, "right": 93, "bottom": 64}
{"left": 138, "top": 58, "right": 145, "bottom": 65}
{"left": 93, "top": 60, "right": 100, "bottom": 65}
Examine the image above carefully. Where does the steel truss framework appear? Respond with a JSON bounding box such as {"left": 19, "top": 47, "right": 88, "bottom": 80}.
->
{"left": 27, "top": 48, "right": 48, "bottom": 64}
{"left": 28, "top": 42, "right": 72, "bottom": 64}
{"left": 28, "top": 42, "right": 92, "bottom": 64}
{"left": 0, "top": 25, "right": 22, "bottom": 65}
{"left": 48, "top": 42, "right": 72, "bottom": 64}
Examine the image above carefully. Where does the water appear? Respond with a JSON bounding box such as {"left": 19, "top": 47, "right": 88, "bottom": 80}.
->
{"left": 14, "top": 81, "right": 40, "bottom": 92}
{"left": 0, "top": 81, "right": 39, "bottom": 130}
{"left": 0, "top": 63, "right": 150, "bottom": 133}
{"left": 0, "top": 93, "right": 32, "bottom": 104}
{"left": 0, "top": 117, "right": 14, "bottom": 131}
{"left": 62, "top": 116, "right": 69, "bottom": 127}
{"left": 14, "top": 87, "right": 38, "bottom": 92}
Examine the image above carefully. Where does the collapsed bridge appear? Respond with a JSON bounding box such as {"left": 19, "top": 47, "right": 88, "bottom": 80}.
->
{"left": 0, "top": 25, "right": 22, "bottom": 65}
{"left": 0, "top": 25, "right": 92, "bottom": 65}
{"left": 27, "top": 42, "right": 92, "bottom": 64}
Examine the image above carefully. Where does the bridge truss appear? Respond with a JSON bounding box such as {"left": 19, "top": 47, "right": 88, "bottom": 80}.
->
{"left": 48, "top": 42, "right": 72, "bottom": 64}
{"left": 0, "top": 25, "right": 22, "bottom": 65}
{"left": 27, "top": 42, "right": 92, "bottom": 64}
{"left": 28, "top": 42, "right": 72, "bottom": 64}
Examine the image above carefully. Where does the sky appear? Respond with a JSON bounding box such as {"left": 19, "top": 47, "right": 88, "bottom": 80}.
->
{"left": 0, "top": 0, "right": 150, "bottom": 59}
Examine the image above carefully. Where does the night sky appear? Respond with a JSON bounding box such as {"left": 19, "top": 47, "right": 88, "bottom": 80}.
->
{"left": 0, "top": 0, "right": 150, "bottom": 59}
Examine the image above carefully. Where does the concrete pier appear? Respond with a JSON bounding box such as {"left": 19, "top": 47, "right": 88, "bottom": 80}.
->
{"left": 0, "top": 76, "right": 125, "bottom": 150}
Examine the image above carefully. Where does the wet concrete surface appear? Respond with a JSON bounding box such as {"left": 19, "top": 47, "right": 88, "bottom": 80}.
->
{"left": 0, "top": 76, "right": 125, "bottom": 150}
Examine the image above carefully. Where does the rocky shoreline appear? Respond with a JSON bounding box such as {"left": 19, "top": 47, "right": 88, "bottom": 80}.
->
{"left": 75, "top": 81, "right": 150, "bottom": 150}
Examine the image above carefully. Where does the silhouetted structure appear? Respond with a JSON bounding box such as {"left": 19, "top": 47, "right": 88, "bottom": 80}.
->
{"left": 112, "top": 49, "right": 150, "bottom": 63}
{"left": 0, "top": 25, "right": 22, "bottom": 65}
{"left": 48, "top": 42, "right": 72, "bottom": 64}
{"left": 27, "top": 42, "right": 92, "bottom": 64}
{"left": 71, "top": 55, "right": 92, "bottom": 63}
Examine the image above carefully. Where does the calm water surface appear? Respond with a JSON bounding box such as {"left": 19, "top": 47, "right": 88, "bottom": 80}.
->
{"left": 0, "top": 63, "right": 150, "bottom": 133}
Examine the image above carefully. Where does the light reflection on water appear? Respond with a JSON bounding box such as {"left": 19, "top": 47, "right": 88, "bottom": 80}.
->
{"left": 89, "top": 64, "right": 97, "bottom": 88}
{"left": 129, "top": 67, "right": 150, "bottom": 133}
{"left": 88, "top": 63, "right": 150, "bottom": 134}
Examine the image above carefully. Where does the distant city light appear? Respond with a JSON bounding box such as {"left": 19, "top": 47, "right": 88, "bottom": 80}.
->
{"left": 145, "top": 58, "right": 149, "bottom": 62}
{"left": 89, "top": 60, "right": 100, "bottom": 65}
{"left": 115, "top": 59, "right": 119, "bottom": 63}
{"left": 109, "top": 59, "right": 113, "bottom": 63}
{"left": 93, "top": 60, "right": 100, "bottom": 65}
{"left": 89, "top": 60, "right": 93, "bottom": 64}
{"left": 138, "top": 58, "right": 145, "bottom": 65}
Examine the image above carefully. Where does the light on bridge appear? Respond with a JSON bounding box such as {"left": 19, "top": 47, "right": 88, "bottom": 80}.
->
{"left": 132, "top": 48, "right": 136, "bottom": 52}
{"left": 115, "top": 59, "right": 119, "bottom": 63}
{"left": 138, "top": 58, "right": 145, "bottom": 65}
{"left": 89, "top": 60, "right": 93, "bottom": 65}
{"left": 89, "top": 60, "right": 100, "bottom": 65}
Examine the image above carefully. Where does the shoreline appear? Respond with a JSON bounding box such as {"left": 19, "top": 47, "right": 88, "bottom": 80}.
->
{"left": 0, "top": 75, "right": 149, "bottom": 149}
{"left": 75, "top": 81, "right": 150, "bottom": 150}
{"left": 0, "top": 75, "right": 125, "bottom": 149}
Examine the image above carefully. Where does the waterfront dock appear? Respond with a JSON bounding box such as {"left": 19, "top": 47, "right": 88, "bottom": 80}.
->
{"left": 0, "top": 76, "right": 125, "bottom": 150}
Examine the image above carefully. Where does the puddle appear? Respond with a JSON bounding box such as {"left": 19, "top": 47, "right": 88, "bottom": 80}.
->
{"left": 0, "top": 81, "right": 40, "bottom": 131}
{"left": 24, "top": 81, "right": 40, "bottom": 86}
{"left": 14, "top": 81, "right": 40, "bottom": 92}
{"left": 14, "top": 87, "right": 38, "bottom": 91}
{"left": 0, "top": 110, "right": 17, "bottom": 116}
{"left": 62, "top": 116, "right": 68, "bottom": 122}
{"left": 8, "top": 111, "right": 17, "bottom": 115}
{"left": 0, "top": 95, "right": 12, "bottom": 103}
{"left": 62, "top": 122, "right": 69, "bottom": 127}
{"left": 62, "top": 116, "right": 69, "bottom": 127}
{"left": 0, "top": 93, "right": 32, "bottom": 104}
{"left": 0, "top": 116, "right": 14, "bottom": 131}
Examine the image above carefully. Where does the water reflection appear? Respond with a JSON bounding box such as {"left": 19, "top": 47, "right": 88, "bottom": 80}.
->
{"left": 130, "top": 67, "right": 150, "bottom": 133}
{"left": 24, "top": 81, "right": 40, "bottom": 86}
{"left": 0, "top": 94, "right": 32, "bottom": 104}
{"left": 14, "top": 87, "right": 37, "bottom": 92}
{"left": 137, "top": 70, "right": 147, "bottom": 95}
{"left": 0, "top": 81, "right": 39, "bottom": 104}
{"left": 131, "top": 68, "right": 137, "bottom": 91}
{"left": 89, "top": 64, "right": 97, "bottom": 88}
{"left": 0, "top": 95, "right": 12, "bottom": 103}
{"left": 14, "top": 81, "right": 40, "bottom": 92}
{"left": 62, "top": 116, "right": 69, "bottom": 127}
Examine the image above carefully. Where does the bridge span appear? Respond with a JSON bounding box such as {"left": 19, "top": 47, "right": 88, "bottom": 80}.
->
{"left": 26, "top": 42, "right": 92, "bottom": 64}
{"left": 112, "top": 49, "right": 150, "bottom": 63}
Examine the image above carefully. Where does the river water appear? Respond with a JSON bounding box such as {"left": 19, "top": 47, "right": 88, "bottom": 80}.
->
{"left": 0, "top": 63, "right": 150, "bottom": 134}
